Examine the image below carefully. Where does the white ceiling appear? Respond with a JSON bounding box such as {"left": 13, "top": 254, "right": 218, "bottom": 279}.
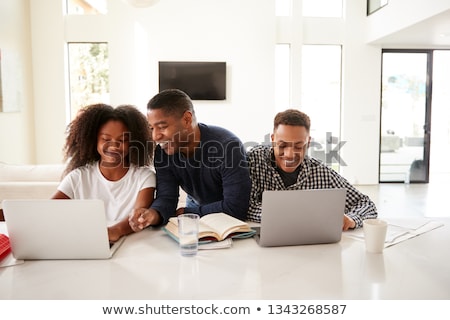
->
{"left": 369, "top": 9, "right": 450, "bottom": 48}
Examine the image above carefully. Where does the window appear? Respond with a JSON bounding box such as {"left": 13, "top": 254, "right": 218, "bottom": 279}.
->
{"left": 67, "top": 43, "right": 110, "bottom": 121}
{"left": 430, "top": 51, "right": 450, "bottom": 180}
{"left": 367, "top": 0, "right": 389, "bottom": 15}
{"left": 66, "top": 0, "right": 107, "bottom": 15}
{"left": 302, "top": 0, "right": 343, "bottom": 18}
{"left": 276, "top": 0, "right": 292, "bottom": 16}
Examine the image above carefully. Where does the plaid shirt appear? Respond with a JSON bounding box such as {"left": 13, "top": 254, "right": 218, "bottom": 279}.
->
{"left": 247, "top": 145, "right": 377, "bottom": 228}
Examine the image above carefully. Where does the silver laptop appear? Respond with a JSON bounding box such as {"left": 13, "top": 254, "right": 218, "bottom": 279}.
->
{"left": 2, "top": 199, "right": 125, "bottom": 260}
{"left": 254, "top": 188, "right": 346, "bottom": 247}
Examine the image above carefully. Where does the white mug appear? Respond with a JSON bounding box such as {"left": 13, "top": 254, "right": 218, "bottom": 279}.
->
{"left": 363, "top": 219, "right": 388, "bottom": 253}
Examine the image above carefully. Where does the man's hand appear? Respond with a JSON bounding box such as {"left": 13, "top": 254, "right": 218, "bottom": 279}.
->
{"left": 175, "top": 207, "right": 185, "bottom": 216}
{"left": 129, "top": 208, "right": 161, "bottom": 232}
{"left": 343, "top": 214, "right": 356, "bottom": 231}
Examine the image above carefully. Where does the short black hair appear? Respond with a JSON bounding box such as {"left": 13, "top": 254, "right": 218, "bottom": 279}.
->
{"left": 273, "top": 109, "right": 311, "bottom": 133}
{"left": 147, "top": 89, "right": 195, "bottom": 118}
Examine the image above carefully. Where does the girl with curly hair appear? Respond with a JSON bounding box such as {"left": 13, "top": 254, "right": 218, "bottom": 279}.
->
{"left": 52, "top": 103, "right": 155, "bottom": 242}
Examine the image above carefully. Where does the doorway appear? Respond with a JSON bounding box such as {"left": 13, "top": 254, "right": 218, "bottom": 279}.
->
{"left": 379, "top": 50, "right": 431, "bottom": 183}
{"left": 379, "top": 49, "right": 450, "bottom": 183}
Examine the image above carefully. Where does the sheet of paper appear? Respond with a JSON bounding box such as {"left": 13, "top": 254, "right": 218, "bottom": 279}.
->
{"left": 199, "top": 238, "right": 232, "bottom": 250}
{"left": 344, "top": 218, "right": 445, "bottom": 248}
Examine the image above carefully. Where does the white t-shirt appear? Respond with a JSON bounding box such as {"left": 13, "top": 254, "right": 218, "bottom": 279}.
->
{"left": 58, "top": 162, "right": 156, "bottom": 226}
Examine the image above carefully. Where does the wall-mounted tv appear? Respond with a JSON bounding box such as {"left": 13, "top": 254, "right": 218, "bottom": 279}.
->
{"left": 159, "top": 61, "right": 226, "bottom": 100}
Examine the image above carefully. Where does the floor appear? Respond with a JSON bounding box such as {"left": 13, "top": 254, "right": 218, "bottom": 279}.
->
{"left": 356, "top": 172, "right": 450, "bottom": 219}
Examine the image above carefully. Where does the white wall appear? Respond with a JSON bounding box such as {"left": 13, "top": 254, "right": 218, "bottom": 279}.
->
{"left": 340, "top": 0, "right": 381, "bottom": 184}
{"left": 366, "top": 0, "right": 450, "bottom": 43}
{"left": 29, "top": 0, "right": 67, "bottom": 164}
{"left": 0, "top": 0, "right": 35, "bottom": 164}
{"left": 30, "top": 0, "right": 276, "bottom": 165}
{"left": 1, "top": 0, "right": 448, "bottom": 183}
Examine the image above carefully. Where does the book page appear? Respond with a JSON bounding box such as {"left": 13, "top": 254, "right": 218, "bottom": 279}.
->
{"left": 199, "top": 238, "right": 232, "bottom": 249}
{"left": 200, "top": 213, "right": 252, "bottom": 240}
{"left": 166, "top": 214, "right": 253, "bottom": 241}
{"left": 164, "top": 219, "right": 179, "bottom": 238}
{"left": 166, "top": 217, "right": 221, "bottom": 241}
{"left": 198, "top": 221, "right": 221, "bottom": 240}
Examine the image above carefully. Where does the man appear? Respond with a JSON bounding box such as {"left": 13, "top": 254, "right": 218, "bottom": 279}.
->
{"left": 247, "top": 109, "right": 377, "bottom": 230}
{"left": 129, "top": 89, "right": 251, "bottom": 230}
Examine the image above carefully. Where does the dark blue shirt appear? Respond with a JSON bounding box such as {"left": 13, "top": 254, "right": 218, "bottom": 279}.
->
{"left": 151, "top": 123, "right": 251, "bottom": 224}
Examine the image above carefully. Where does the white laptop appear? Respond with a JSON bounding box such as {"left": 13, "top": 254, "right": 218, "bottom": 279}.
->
{"left": 2, "top": 199, "right": 125, "bottom": 260}
{"left": 254, "top": 188, "right": 346, "bottom": 247}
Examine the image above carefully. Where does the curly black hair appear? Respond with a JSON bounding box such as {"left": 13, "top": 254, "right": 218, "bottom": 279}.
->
{"left": 62, "top": 103, "right": 153, "bottom": 176}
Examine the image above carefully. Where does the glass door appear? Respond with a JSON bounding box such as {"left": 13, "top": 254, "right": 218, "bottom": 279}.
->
{"left": 430, "top": 50, "right": 450, "bottom": 182}
{"left": 379, "top": 50, "right": 431, "bottom": 183}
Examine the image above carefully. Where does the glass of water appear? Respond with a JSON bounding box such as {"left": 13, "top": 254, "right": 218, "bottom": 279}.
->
{"left": 177, "top": 214, "right": 200, "bottom": 257}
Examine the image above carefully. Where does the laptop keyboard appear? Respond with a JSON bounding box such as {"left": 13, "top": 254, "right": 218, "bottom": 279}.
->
{"left": 0, "top": 234, "right": 12, "bottom": 261}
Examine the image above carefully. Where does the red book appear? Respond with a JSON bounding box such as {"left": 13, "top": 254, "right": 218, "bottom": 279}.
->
{"left": 0, "top": 234, "right": 12, "bottom": 261}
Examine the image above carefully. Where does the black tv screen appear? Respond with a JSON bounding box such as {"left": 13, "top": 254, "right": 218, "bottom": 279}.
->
{"left": 159, "top": 61, "right": 226, "bottom": 100}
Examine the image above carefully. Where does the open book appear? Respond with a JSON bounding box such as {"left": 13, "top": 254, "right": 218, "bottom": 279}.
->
{"left": 163, "top": 212, "right": 256, "bottom": 244}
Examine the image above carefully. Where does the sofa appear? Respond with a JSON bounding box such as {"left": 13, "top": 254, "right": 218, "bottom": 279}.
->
{"left": 0, "top": 162, "right": 66, "bottom": 207}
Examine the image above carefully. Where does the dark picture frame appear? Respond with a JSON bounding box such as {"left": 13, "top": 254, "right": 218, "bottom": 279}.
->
{"left": 367, "top": 0, "right": 389, "bottom": 16}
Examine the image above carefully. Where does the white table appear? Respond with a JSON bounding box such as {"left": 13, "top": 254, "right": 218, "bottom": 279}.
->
{"left": 0, "top": 219, "right": 449, "bottom": 300}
